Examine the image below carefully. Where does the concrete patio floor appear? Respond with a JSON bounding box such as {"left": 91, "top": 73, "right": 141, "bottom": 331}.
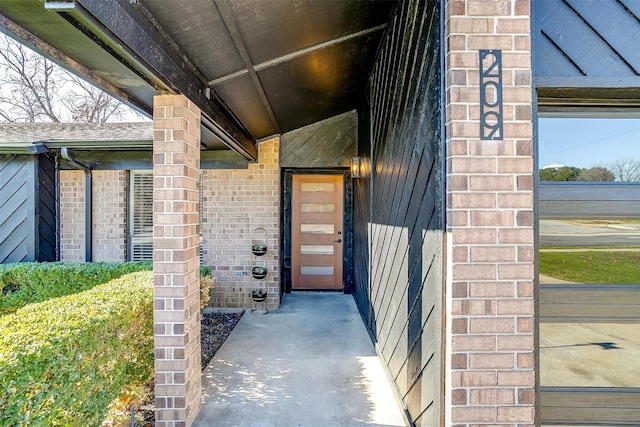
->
{"left": 193, "top": 292, "right": 407, "bottom": 427}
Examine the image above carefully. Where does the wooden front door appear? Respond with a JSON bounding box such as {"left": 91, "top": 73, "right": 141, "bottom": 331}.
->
{"left": 291, "top": 175, "right": 344, "bottom": 290}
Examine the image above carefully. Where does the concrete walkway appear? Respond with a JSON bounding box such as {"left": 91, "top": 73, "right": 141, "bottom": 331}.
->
{"left": 193, "top": 292, "right": 406, "bottom": 427}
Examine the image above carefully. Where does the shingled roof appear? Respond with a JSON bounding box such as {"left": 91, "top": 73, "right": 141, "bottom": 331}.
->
{"left": 0, "top": 122, "right": 153, "bottom": 143}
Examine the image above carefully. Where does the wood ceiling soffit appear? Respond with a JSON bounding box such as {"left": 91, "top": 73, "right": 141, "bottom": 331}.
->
{"left": 208, "top": 24, "right": 388, "bottom": 87}
{"left": 70, "top": 0, "right": 257, "bottom": 159}
{"left": 213, "top": 0, "right": 281, "bottom": 133}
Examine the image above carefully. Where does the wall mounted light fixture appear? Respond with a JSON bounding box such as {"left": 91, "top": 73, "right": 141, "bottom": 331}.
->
{"left": 351, "top": 157, "right": 362, "bottom": 178}
{"left": 351, "top": 157, "right": 371, "bottom": 179}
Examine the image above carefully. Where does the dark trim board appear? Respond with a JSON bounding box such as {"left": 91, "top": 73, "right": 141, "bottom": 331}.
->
{"left": 536, "top": 77, "right": 640, "bottom": 90}
{"left": 57, "top": 150, "right": 249, "bottom": 170}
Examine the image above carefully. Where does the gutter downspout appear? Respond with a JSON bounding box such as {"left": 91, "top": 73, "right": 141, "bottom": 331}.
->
{"left": 61, "top": 147, "right": 92, "bottom": 262}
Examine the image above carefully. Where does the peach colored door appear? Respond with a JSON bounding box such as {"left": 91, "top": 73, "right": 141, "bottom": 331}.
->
{"left": 291, "top": 175, "right": 344, "bottom": 290}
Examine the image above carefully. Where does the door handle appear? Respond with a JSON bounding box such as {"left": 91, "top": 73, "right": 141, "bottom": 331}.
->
{"left": 333, "top": 239, "right": 342, "bottom": 243}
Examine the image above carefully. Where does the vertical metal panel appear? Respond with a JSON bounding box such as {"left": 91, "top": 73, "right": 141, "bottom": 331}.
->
{"left": 35, "top": 152, "right": 58, "bottom": 262}
{"left": 353, "top": 0, "right": 444, "bottom": 425}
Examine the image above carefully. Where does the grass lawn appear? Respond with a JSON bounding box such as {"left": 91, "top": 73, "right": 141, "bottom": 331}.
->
{"left": 539, "top": 250, "right": 640, "bottom": 284}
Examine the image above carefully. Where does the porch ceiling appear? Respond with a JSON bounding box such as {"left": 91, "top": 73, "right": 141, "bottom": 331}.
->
{"left": 0, "top": 0, "right": 395, "bottom": 158}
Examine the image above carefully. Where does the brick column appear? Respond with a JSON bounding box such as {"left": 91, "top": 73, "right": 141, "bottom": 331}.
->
{"left": 153, "top": 94, "right": 202, "bottom": 426}
{"left": 445, "top": 1, "right": 535, "bottom": 426}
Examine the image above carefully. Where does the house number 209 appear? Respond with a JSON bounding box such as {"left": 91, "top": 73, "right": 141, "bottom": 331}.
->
{"left": 479, "top": 49, "right": 503, "bottom": 140}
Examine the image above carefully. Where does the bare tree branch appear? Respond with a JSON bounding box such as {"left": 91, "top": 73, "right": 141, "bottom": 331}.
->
{"left": 0, "top": 39, "right": 63, "bottom": 122}
{"left": 606, "top": 157, "right": 640, "bottom": 182}
{"left": 61, "top": 76, "right": 138, "bottom": 124}
{"left": 0, "top": 34, "right": 142, "bottom": 124}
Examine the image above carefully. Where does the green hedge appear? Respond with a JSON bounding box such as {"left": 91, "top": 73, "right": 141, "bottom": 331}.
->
{"left": 0, "top": 261, "right": 152, "bottom": 315}
{"left": 0, "top": 271, "right": 154, "bottom": 426}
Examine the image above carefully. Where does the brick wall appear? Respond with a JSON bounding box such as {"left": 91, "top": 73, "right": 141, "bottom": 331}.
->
{"left": 59, "top": 170, "right": 85, "bottom": 262}
{"left": 445, "top": 1, "right": 535, "bottom": 426}
{"left": 201, "top": 137, "right": 280, "bottom": 310}
{"left": 59, "top": 170, "right": 127, "bottom": 262}
{"left": 92, "top": 170, "right": 127, "bottom": 262}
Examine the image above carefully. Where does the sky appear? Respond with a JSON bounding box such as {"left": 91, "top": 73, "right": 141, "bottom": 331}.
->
{"left": 539, "top": 117, "right": 640, "bottom": 169}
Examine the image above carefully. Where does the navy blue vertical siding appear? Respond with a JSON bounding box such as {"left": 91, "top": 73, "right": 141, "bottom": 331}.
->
{"left": 353, "top": 0, "right": 444, "bottom": 425}
{"left": 35, "top": 152, "right": 58, "bottom": 262}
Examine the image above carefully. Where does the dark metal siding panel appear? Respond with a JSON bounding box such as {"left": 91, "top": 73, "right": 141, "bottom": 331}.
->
{"left": 35, "top": 153, "right": 58, "bottom": 262}
{"left": 280, "top": 111, "right": 357, "bottom": 168}
{"left": 535, "top": 0, "right": 640, "bottom": 83}
{"left": 354, "top": 0, "right": 444, "bottom": 424}
{"left": 0, "top": 155, "right": 35, "bottom": 263}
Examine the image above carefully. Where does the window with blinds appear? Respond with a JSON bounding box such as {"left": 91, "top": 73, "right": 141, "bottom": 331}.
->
{"left": 128, "top": 171, "right": 153, "bottom": 261}
{"left": 127, "top": 171, "right": 204, "bottom": 263}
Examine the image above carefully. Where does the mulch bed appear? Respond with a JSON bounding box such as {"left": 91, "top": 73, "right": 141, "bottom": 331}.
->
{"left": 134, "top": 311, "right": 244, "bottom": 426}
{"left": 200, "top": 311, "right": 245, "bottom": 370}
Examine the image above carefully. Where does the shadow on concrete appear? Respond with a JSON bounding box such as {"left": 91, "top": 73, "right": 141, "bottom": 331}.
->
{"left": 541, "top": 341, "right": 622, "bottom": 351}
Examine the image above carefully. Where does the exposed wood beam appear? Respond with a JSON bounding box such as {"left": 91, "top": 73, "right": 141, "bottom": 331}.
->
{"left": 208, "top": 24, "right": 388, "bottom": 86}
{"left": 57, "top": 149, "right": 249, "bottom": 170}
{"left": 66, "top": 0, "right": 257, "bottom": 159}
{"left": 214, "top": 0, "right": 281, "bottom": 133}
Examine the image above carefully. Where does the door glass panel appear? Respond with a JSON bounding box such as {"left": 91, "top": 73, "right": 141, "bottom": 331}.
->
{"left": 301, "top": 266, "right": 334, "bottom": 275}
{"left": 300, "top": 224, "right": 334, "bottom": 234}
{"left": 301, "top": 182, "right": 334, "bottom": 192}
{"left": 300, "top": 245, "right": 334, "bottom": 255}
{"left": 301, "top": 203, "right": 335, "bottom": 213}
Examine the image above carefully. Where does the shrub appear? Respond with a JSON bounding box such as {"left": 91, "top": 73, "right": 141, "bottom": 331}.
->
{"left": 0, "top": 261, "right": 152, "bottom": 315}
{"left": 0, "top": 271, "right": 154, "bottom": 426}
{"left": 200, "top": 266, "right": 214, "bottom": 310}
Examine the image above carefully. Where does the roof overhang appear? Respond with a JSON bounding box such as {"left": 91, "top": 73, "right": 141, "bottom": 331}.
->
{"left": 0, "top": 0, "right": 395, "bottom": 160}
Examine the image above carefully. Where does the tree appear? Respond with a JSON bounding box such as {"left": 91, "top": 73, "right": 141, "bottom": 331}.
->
{"left": 0, "top": 34, "right": 140, "bottom": 124}
{"left": 606, "top": 157, "right": 640, "bottom": 182}
{"left": 576, "top": 166, "right": 615, "bottom": 182}
{"left": 0, "top": 36, "right": 62, "bottom": 122}
{"left": 539, "top": 166, "right": 582, "bottom": 181}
